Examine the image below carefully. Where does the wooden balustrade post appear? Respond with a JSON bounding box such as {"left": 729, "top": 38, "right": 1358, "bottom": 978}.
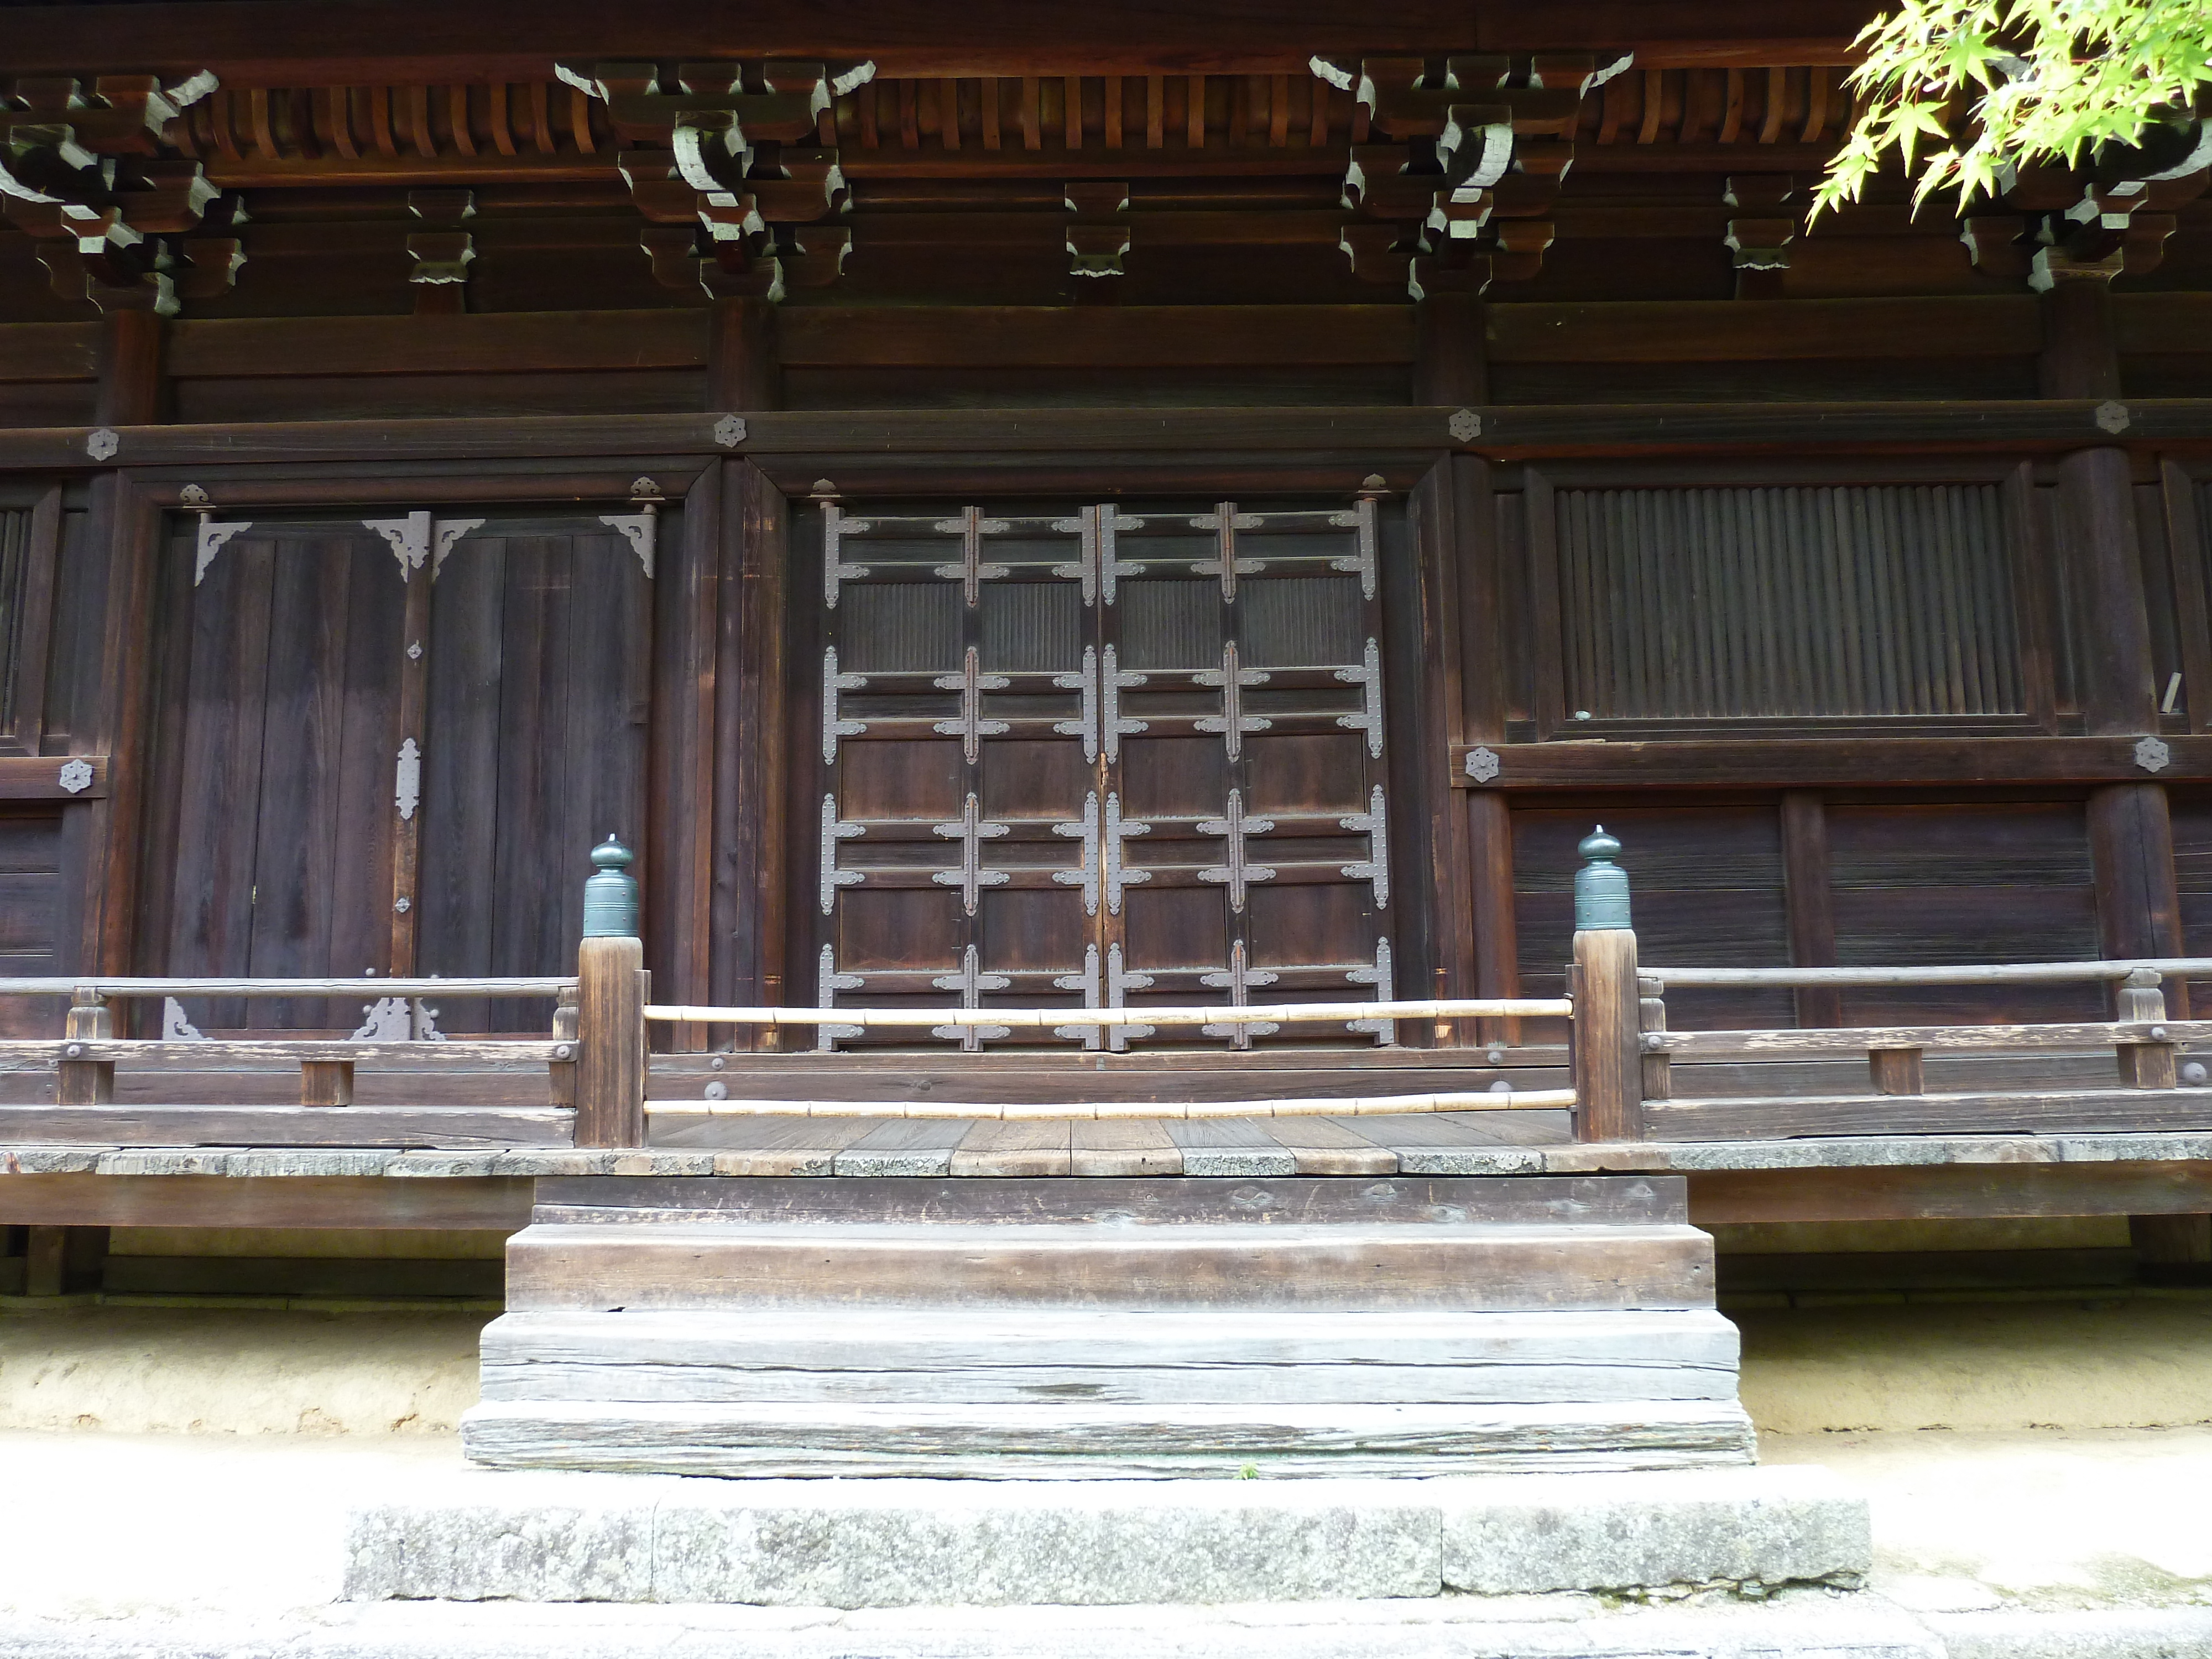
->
{"left": 2116, "top": 967, "right": 2179, "bottom": 1089}
{"left": 1867, "top": 1046, "right": 1925, "bottom": 1095}
{"left": 1638, "top": 974, "right": 1671, "bottom": 1103}
{"left": 300, "top": 1060, "right": 354, "bottom": 1107}
{"left": 548, "top": 988, "right": 580, "bottom": 1109}
{"left": 1571, "top": 827, "right": 1645, "bottom": 1142}
{"left": 58, "top": 988, "right": 113, "bottom": 1105}
{"left": 575, "top": 837, "right": 647, "bottom": 1148}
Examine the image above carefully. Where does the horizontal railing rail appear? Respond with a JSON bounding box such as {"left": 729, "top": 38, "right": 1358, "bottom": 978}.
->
{"left": 656, "top": 1088, "right": 1581, "bottom": 1121}
{"left": 1643, "top": 959, "right": 2212, "bottom": 989}
{"left": 641, "top": 998, "right": 1571, "bottom": 1029}
{"left": 0, "top": 977, "right": 573, "bottom": 998}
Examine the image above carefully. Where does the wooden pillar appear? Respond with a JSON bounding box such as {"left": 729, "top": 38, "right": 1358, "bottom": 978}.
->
{"left": 1413, "top": 289, "right": 1486, "bottom": 407}
{"left": 1781, "top": 791, "right": 1842, "bottom": 1028}
{"left": 708, "top": 296, "right": 781, "bottom": 411}
{"left": 24, "top": 1225, "right": 108, "bottom": 1296}
{"left": 714, "top": 463, "right": 790, "bottom": 1047}
{"left": 94, "top": 307, "right": 164, "bottom": 427}
{"left": 2041, "top": 276, "right": 2184, "bottom": 997}
{"left": 1573, "top": 927, "right": 1644, "bottom": 1141}
{"left": 576, "top": 936, "right": 648, "bottom": 1147}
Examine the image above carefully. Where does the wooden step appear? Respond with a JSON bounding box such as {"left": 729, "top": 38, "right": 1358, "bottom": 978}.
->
{"left": 460, "top": 1397, "right": 1759, "bottom": 1478}
{"left": 503, "top": 1219, "right": 1716, "bottom": 1312}
{"left": 479, "top": 1307, "right": 1744, "bottom": 1406}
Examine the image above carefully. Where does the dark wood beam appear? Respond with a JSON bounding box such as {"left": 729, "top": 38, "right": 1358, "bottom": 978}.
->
{"left": 0, "top": 1, "right": 1877, "bottom": 82}
{"left": 0, "top": 399, "right": 2206, "bottom": 474}
{"left": 1688, "top": 1160, "right": 2212, "bottom": 1223}
{"left": 1449, "top": 735, "right": 2212, "bottom": 790}
{"left": 0, "top": 1172, "right": 533, "bottom": 1229}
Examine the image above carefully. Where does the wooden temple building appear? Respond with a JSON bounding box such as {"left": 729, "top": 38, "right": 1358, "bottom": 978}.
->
{"left": 3, "top": 0, "right": 2212, "bottom": 1490}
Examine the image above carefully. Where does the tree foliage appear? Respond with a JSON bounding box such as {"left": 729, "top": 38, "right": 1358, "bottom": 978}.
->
{"left": 1811, "top": 0, "right": 2212, "bottom": 217}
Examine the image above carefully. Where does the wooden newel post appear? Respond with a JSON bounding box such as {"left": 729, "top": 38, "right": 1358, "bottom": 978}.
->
{"left": 575, "top": 836, "right": 647, "bottom": 1149}
{"left": 1571, "top": 827, "right": 1645, "bottom": 1142}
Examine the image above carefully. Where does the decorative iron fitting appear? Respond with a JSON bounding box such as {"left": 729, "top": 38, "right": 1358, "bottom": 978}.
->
{"left": 1335, "top": 638, "right": 1385, "bottom": 758}
{"left": 932, "top": 645, "right": 1011, "bottom": 765}
{"left": 1187, "top": 500, "right": 1265, "bottom": 600}
{"left": 1339, "top": 785, "right": 1391, "bottom": 908}
{"left": 1051, "top": 790, "right": 1103, "bottom": 916}
{"left": 1106, "top": 942, "right": 1155, "bottom": 1052}
{"left": 1201, "top": 938, "right": 1280, "bottom": 1049}
{"left": 930, "top": 791, "right": 1011, "bottom": 916}
{"left": 821, "top": 501, "right": 872, "bottom": 608}
{"left": 582, "top": 835, "right": 640, "bottom": 938}
{"left": 821, "top": 646, "right": 867, "bottom": 761}
{"left": 1345, "top": 937, "right": 1397, "bottom": 1044}
{"left": 1104, "top": 791, "right": 1151, "bottom": 914}
{"left": 1052, "top": 942, "right": 1105, "bottom": 1050}
{"left": 1197, "top": 787, "right": 1277, "bottom": 914}
{"left": 931, "top": 506, "right": 1011, "bottom": 606}
{"left": 931, "top": 942, "right": 1011, "bottom": 1051}
{"left": 815, "top": 943, "right": 863, "bottom": 1050}
{"left": 1193, "top": 640, "right": 1271, "bottom": 762}
{"left": 1327, "top": 493, "right": 1380, "bottom": 599}
{"left": 1573, "top": 823, "right": 1631, "bottom": 931}
{"left": 1050, "top": 505, "right": 1144, "bottom": 605}
{"left": 818, "top": 795, "right": 865, "bottom": 913}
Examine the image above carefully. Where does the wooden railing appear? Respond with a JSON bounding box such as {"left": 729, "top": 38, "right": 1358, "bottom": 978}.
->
{"left": 4, "top": 834, "right": 2209, "bottom": 1151}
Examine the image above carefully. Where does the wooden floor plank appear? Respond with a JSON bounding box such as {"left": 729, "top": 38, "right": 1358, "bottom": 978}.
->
{"left": 951, "top": 1119, "right": 1073, "bottom": 1178}
{"left": 650, "top": 1114, "right": 881, "bottom": 1175}
{"left": 1262, "top": 1116, "right": 1402, "bottom": 1175}
{"left": 1068, "top": 1118, "right": 1180, "bottom": 1177}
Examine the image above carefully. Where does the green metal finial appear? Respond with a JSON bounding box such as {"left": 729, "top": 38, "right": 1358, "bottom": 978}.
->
{"left": 582, "top": 835, "right": 639, "bottom": 938}
{"left": 1573, "top": 823, "right": 1631, "bottom": 931}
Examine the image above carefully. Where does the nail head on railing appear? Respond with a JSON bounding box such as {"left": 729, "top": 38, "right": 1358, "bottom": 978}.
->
{"left": 64, "top": 1042, "right": 82, "bottom": 1058}
{"left": 582, "top": 836, "right": 640, "bottom": 939}
{"left": 2152, "top": 1025, "right": 2168, "bottom": 1040}
{"left": 552, "top": 1043, "right": 573, "bottom": 1060}
{"left": 1574, "top": 825, "right": 1631, "bottom": 932}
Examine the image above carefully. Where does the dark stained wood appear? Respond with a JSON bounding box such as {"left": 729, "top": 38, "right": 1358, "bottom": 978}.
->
{"left": 1688, "top": 1161, "right": 2212, "bottom": 1223}
{"left": 715, "top": 462, "right": 790, "bottom": 1041}
{"left": 2090, "top": 784, "right": 2186, "bottom": 983}
{"left": 1408, "top": 460, "right": 1475, "bottom": 1044}
{"left": 649, "top": 469, "right": 722, "bottom": 1052}
{"left": 1452, "top": 735, "right": 2212, "bottom": 790}
{"left": 1780, "top": 791, "right": 1840, "bottom": 1029}
{"left": 708, "top": 299, "right": 781, "bottom": 411}
{"left": 0, "top": 324, "right": 101, "bottom": 387}
{"left": 1488, "top": 297, "right": 2041, "bottom": 364}
{"left": 1572, "top": 927, "right": 1642, "bottom": 1141}
{"left": 780, "top": 307, "right": 1418, "bottom": 370}
{"left": 1650, "top": 1088, "right": 2212, "bottom": 1140}
{"left": 2160, "top": 461, "right": 2212, "bottom": 737}
{"left": 7, "top": 402, "right": 2212, "bottom": 476}
{"left": 168, "top": 312, "right": 708, "bottom": 380}
{"left": 94, "top": 311, "right": 164, "bottom": 429}
{"left": 0, "top": 1172, "right": 533, "bottom": 1229}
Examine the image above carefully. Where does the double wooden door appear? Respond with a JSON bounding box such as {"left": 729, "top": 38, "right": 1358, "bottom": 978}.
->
{"left": 150, "top": 507, "right": 653, "bottom": 1031}
{"left": 812, "top": 494, "right": 1396, "bottom": 1050}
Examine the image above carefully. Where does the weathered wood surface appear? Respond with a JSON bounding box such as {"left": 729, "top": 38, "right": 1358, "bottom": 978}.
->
{"left": 1650, "top": 1088, "right": 2212, "bottom": 1141}
{"left": 527, "top": 1174, "right": 1687, "bottom": 1228}
{"left": 502, "top": 1220, "right": 1714, "bottom": 1311}
{"left": 477, "top": 1307, "right": 1741, "bottom": 1405}
{"left": 0, "top": 1040, "right": 564, "bottom": 1064}
{"left": 1687, "top": 1161, "right": 2212, "bottom": 1224}
{"left": 1655, "top": 1022, "right": 2210, "bottom": 1056}
{"left": 0, "top": 978, "right": 571, "bottom": 997}
{"left": 459, "top": 1397, "right": 1757, "bottom": 1478}
{"left": 0, "top": 1172, "right": 533, "bottom": 1228}
{"left": 0, "top": 1105, "right": 572, "bottom": 1147}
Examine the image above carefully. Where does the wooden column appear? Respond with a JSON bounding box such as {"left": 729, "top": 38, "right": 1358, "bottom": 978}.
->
{"left": 714, "top": 462, "right": 790, "bottom": 1047}
{"left": 2041, "top": 276, "right": 2187, "bottom": 988}
{"left": 80, "top": 309, "right": 168, "bottom": 997}
{"left": 576, "top": 935, "right": 647, "bottom": 1147}
{"left": 1413, "top": 288, "right": 1487, "bottom": 406}
{"left": 1781, "top": 791, "right": 1842, "bottom": 1029}
{"left": 708, "top": 296, "right": 781, "bottom": 411}
{"left": 1572, "top": 927, "right": 1644, "bottom": 1142}
{"left": 2132, "top": 1214, "right": 2212, "bottom": 1285}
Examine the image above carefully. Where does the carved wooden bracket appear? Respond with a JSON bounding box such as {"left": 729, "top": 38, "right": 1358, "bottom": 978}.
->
{"left": 1320, "top": 51, "right": 1627, "bottom": 294}
{"left": 2, "top": 72, "right": 242, "bottom": 314}
{"left": 559, "top": 59, "right": 867, "bottom": 298}
{"left": 1960, "top": 140, "right": 2210, "bottom": 288}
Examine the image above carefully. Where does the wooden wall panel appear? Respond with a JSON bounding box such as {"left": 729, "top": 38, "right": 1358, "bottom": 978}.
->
{"left": 0, "top": 810, "right": 64, "bottom": 1036}
{"left": 172, "top": 371, "right": 708, "bottom": 425}
{"left": 1512, "top": 802, "right": 1792, "bottom": 1030}
{"left": 1827, "top": 800, "right": 2101, "bottom": 1025}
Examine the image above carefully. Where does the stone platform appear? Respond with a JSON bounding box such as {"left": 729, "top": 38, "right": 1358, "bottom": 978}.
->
{"left": 346, "top": 1466, "right": 1867, "bottom": 1606}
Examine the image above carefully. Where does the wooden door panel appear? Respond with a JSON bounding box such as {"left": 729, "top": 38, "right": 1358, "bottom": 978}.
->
{"left": 814, "top": 493, "right": 1395, "bottom": 1052}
